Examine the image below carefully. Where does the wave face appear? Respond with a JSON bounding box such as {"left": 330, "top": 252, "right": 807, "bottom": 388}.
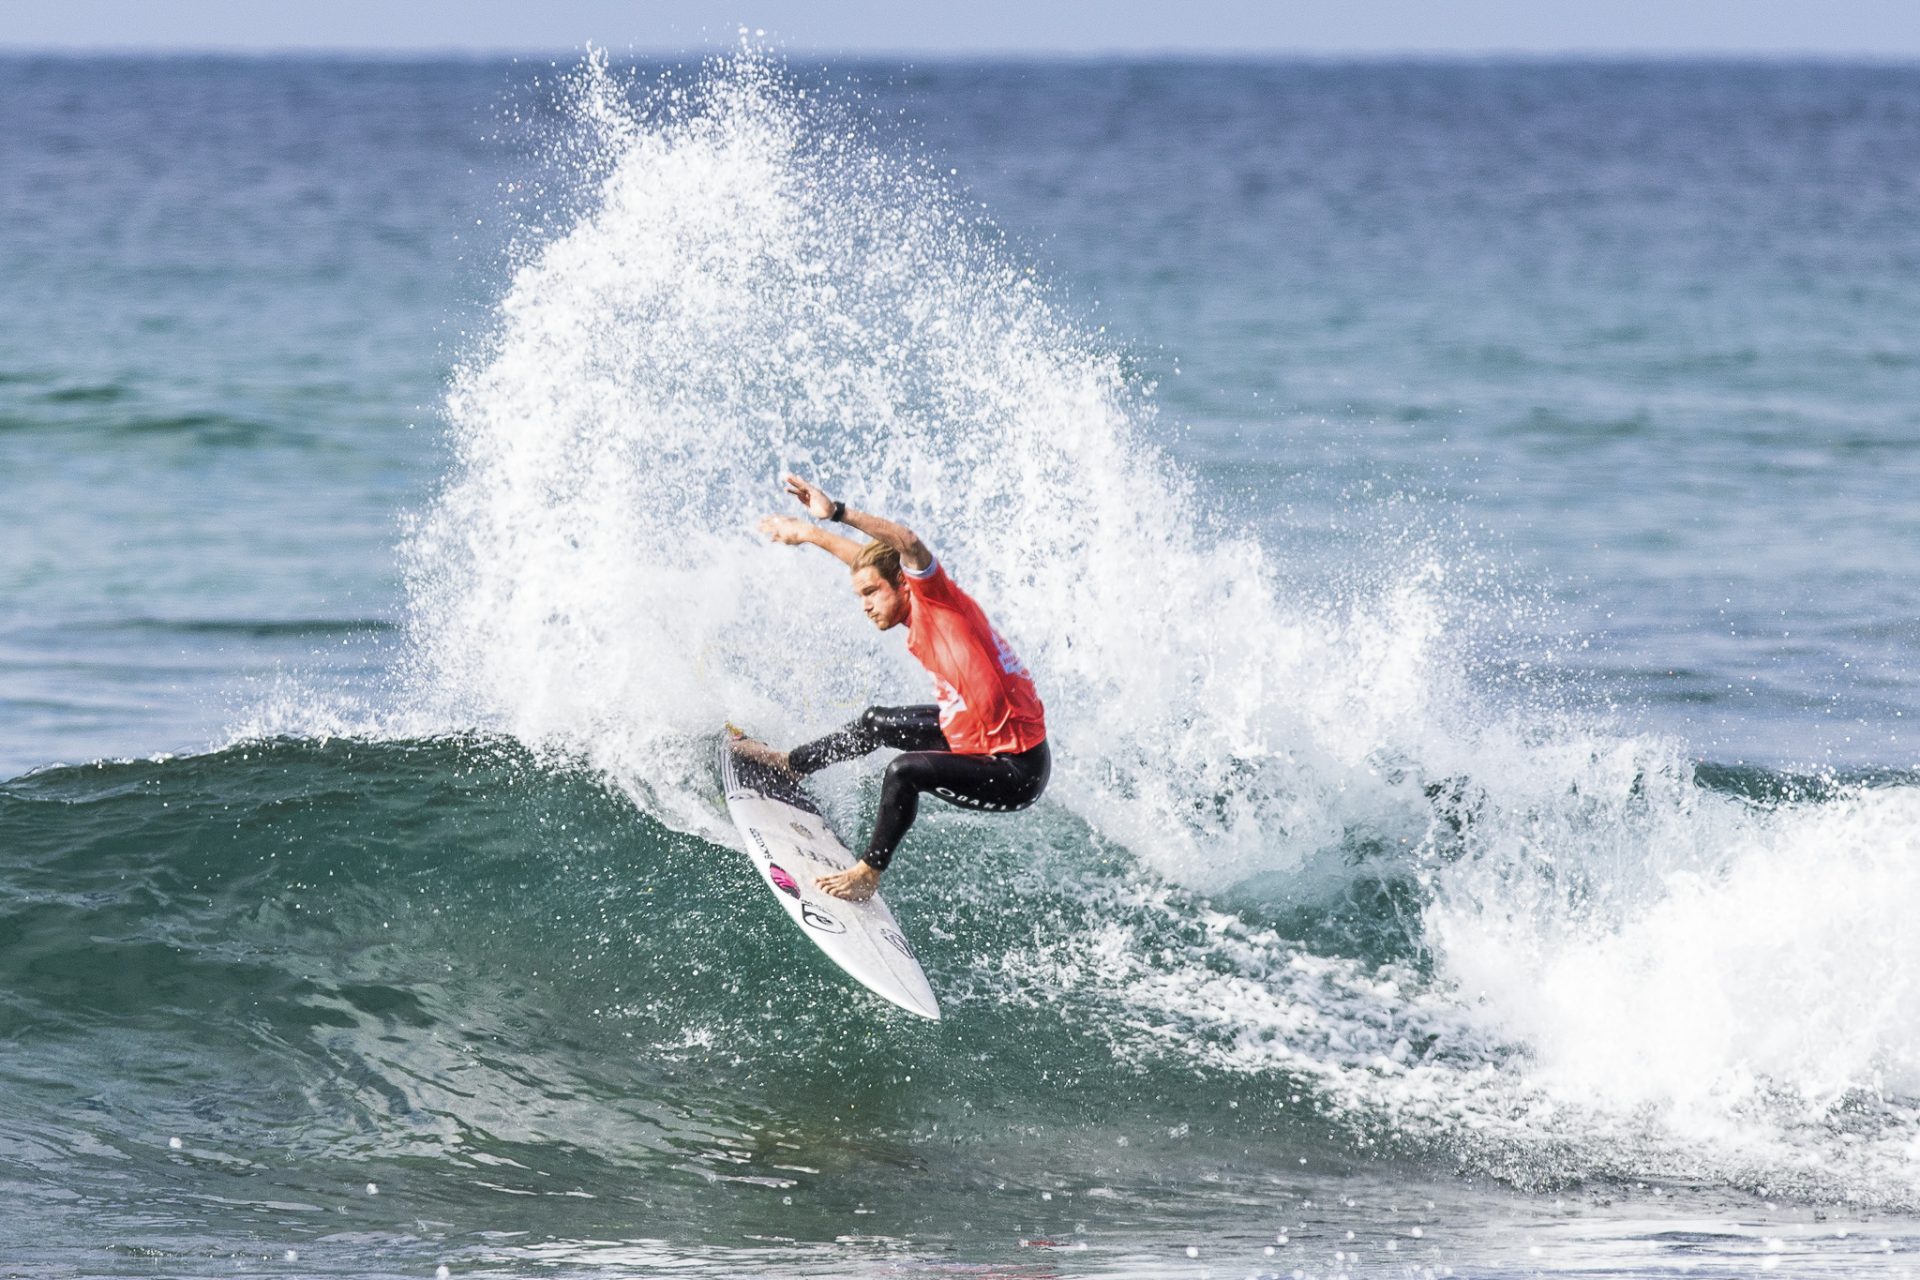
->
{"left": 0, "top": 737, "right": 1408, "bottom": 1268}
{"left": 7, "top": 741, "right": 1919, "bottom": 1272}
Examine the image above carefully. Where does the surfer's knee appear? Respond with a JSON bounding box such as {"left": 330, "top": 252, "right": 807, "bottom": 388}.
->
{"left": 883, "top": 752, "right": 938, "bottom": 796}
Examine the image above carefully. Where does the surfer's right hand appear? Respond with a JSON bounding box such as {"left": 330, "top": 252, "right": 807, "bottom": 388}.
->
{"left": 759, "top": 514, "right": 814, "bottom": 546}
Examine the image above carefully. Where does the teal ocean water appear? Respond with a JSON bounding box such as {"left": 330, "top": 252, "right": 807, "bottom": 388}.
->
{"left": 3, "top": 50, "right": 1920, "bottom": 1277}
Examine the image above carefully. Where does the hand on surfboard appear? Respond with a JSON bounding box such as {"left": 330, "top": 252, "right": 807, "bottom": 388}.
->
{"left": 726, "top": 726, "right": 793, "bottom": 772}
{"left": 782, "top": 472, "right": 836, "bottom": 520}
{"left": 816, "top": 861, "right": 880, "bottom": 902}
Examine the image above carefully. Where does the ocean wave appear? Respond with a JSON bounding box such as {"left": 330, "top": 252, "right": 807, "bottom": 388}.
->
{"left": 13, "top": 732, "right": 1919, "bottom": 1215}
{"left": 219, "top": 48, "right": 1920, "bottom": 1213}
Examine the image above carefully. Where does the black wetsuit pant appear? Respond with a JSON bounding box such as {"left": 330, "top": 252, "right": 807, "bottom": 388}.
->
{"left": 788, "top": 705, "right": 1051, "bottom": 871}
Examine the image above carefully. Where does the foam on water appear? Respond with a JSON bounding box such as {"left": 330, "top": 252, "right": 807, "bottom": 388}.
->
{"left": 374, "top": 48, "right": 1920, "bottom": 1207}
{"left": 1429, "top": 775, "right": 1920, "bottom": 1184}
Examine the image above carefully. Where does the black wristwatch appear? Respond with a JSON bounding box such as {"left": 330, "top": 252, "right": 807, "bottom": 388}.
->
{"left": 829, "top": 499, "right": 847, "bottom": 523}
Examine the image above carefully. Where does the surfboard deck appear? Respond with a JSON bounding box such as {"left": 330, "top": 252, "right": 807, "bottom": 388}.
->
{"left": 716, "top": 734, "right": 941, "bottom": 1021}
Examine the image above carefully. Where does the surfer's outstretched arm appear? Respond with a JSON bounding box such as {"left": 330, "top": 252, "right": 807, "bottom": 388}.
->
{"left": 758, "top": 514, "right": 863, "bottom": 564}
{"left": 778, "top": 473, "right": 933, "bottom": 573}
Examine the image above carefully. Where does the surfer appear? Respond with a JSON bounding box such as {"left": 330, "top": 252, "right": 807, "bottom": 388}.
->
{"left": 731, "top": 473, "right": 1050, "bottom": 902}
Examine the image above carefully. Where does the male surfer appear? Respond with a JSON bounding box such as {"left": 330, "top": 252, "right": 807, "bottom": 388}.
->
{"left": 731, "top": 473, "right": 1050, "bottom": 902}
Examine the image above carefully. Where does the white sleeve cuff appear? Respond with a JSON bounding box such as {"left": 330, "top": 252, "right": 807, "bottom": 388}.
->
{"left": 903, "top": 555, "right": 939, "bottom": 580}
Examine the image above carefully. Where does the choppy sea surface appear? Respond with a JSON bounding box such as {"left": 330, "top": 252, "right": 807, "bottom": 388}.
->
{"left": 2, "top": 50, "right": 1920, "bottom": 1278}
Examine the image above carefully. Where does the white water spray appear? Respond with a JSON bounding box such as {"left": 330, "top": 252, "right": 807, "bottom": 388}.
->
{"left": 402, "top": 49, "right": 1457, "bottom": 876}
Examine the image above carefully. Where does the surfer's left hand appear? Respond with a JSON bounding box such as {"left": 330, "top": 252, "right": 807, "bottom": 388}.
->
{"left": 817, "top": 862, "right": 879, "bottom": 902}
{"left": 782, "top": 472, "right": 835, "bottom": 521}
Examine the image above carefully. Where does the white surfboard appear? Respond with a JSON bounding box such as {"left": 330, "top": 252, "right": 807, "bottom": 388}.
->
{"left": 717, "top": 735, "right": 941, "bottom": 1021}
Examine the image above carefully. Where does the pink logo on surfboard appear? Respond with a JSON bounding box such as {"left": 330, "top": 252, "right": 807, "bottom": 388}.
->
{"left": 768, "top": 864, "right": 801, "bottom": 898}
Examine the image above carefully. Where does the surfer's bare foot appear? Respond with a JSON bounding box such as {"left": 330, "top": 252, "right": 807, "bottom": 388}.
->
{"left": 817, "top": 862, "right": 879, "bottom": 901}
{"left": 728, "top": 733, "right": 792, "bottom": 772}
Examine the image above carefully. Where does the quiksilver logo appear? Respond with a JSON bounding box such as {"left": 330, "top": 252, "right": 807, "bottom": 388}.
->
{"left": 800, "top": 901, "right": 846, "bottom": 934}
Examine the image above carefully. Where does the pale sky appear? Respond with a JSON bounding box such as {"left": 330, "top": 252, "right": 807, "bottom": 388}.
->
{"left": 5, "top": 0, "right": 1920, "bottom": 58}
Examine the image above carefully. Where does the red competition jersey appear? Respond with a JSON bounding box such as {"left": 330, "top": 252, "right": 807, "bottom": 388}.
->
{"left": 901, "top": 555, "right": 1047, "bottom": 756}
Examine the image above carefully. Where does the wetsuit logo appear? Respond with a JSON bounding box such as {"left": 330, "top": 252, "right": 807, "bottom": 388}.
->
{"left": 933, "top": 786, "right": 1022, "bottom": 812}
{"left": 768, "top": 864, "right": 801, "bottom": 898}
{"left": 799, "top": 901, "right": 846, "bottom": 933}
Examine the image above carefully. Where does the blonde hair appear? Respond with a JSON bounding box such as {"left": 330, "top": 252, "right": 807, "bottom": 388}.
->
{"left": 852, "top": 539, "right": 902, "bottom": 585}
